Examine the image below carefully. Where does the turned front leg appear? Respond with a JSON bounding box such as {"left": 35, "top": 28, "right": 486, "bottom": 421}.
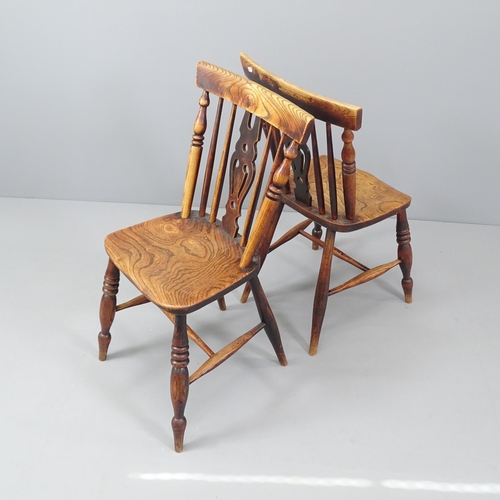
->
{"left": 98, "top": 259, "right": 120, "bottom": 361}
{"left": 396, "top": 210, "right": 413, "bottom": 303}
{"left": 170, "top": 314, "right": 189, "bottom": 452}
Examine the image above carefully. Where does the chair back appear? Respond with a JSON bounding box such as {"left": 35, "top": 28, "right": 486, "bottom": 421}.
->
{"left": 182, "top": 61, "right": 314, "bottom": 268}
{"left": 240, "top": 53, "right": 363, "bottom": 222}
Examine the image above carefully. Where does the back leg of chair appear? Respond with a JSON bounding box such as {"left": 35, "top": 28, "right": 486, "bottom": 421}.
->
{"left": 396, "top": 210, "right": 413, "bottom": 304}
{"left": 311, "top": 222, "right": 323, "bottom": 250}
{"left": 171, "top": 313, "right": 189, "bottom": 452}
{"left": 98, "top": 258, "right": 120, "bottom": 361}
{"left": 249, "top": 277, "right": 288, "bottom": 366}
{"left": 309, "top": 228, "right": 336, "bottom": 356}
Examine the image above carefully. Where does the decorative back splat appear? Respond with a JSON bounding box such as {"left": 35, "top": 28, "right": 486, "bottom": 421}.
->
{"left": 287, "top": 138, "right": 312, "bottom": 207}
{"left": 221, "top": 111, "right": 262, "bottom": 237}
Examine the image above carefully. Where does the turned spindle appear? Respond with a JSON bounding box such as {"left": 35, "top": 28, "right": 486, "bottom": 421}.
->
{"left": 341, "top": 128, "right": 357, "bottom": 220}
{"left": 170, "top": 314, "right": 190, "bottom": 453}
{"left": 181, "top": 91, "right": 209, "bottom": 218}
{"left": 396, "top": 210, "right": 413, "bottom": 303}
{"left": 98, "top": 259, "right": 120, "bottom": 361}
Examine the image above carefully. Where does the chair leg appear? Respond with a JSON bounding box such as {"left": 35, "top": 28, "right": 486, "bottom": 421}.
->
{"left": 309, "top": 229, "right": 336, "bottom": 356}
{"left": 396, "top": 210, "right": 413, "bottom": 304}
{"left": 217, "top": 297, "right": 227, "bottom": 311}
{"left": 249, "top": 277, "right": 287, "bottom": 366}
{"left": 311, "top": 222, "right": 323, "bottom": 250}
{"left": 171, "top": 314, "right": 189, "bottom": 453}
{"left": 98, "top": 258, "right": 120, "bottom": 361}
{"left": 240, "top": 283, "right": 252, "bottom": 304}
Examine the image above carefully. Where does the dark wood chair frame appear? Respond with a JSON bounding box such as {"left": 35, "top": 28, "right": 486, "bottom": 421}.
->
{"left": 240, "top": 53, "right": 413, "bottom": 356}
{"left": 97, "top": 61, "right": 313, "bottom": 451}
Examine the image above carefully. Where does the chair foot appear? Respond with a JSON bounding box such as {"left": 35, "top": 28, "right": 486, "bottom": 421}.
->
{"left": 311, "top": 222, "right": 323, "bottom": 250}
{"left": 171, "top": 314, "right": 189, "bottom": 452}
{"left": 309, "top": 229, "right": 335, "bottom": 356}
{"left": 240, "top": 282, "right": 251, "bottom": 303}
{"left": 403, "top": 281, "right": 413, "bottom": 304}
{"left": 172, "top": 417, "right": 187, "bottom": 453}
{"left": 98, "top": 332, "right": 112, "bottom": 361}
{"left": 217, "top": 297, "right": 227, "bottom": 311}
{"left": 308, "top": 343, "right": 319, "bottom": 357}
{"left": 396, "top": 210, "right": 413, "bottom": 304}
{"left": 98, "top": 259, "right": 120, "bottom": 361}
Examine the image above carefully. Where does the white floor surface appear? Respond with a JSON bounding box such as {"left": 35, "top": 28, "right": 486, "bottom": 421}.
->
{"left": 1, "top": 197, "right": 499, "bottom": 499}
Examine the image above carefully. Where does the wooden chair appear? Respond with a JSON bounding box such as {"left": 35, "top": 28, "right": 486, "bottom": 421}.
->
{"left": 240, "top": 53, "right": 413, "bottom": 356}
{"left": 97, "top": 61, "right": 313, "bottom": 452}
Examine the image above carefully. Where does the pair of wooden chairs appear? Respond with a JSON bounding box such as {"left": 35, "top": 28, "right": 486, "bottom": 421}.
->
{"left": 97, "top": 56, "right": 412, "bottom": 452}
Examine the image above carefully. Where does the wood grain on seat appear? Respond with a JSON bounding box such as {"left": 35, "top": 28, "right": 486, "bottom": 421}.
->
{"left": 287, "top": 157, "right": 411, "bottom": 232}
{"left": 105, "top": 213, "right": 258, "bottom": 314}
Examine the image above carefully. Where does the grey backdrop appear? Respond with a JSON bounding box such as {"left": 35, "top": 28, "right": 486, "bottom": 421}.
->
{"left": 1, "top": 0, "right": 499, "bottom": 225}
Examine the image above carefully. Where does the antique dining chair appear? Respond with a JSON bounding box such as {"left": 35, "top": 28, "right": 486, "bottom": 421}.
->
{"left": 97, "top": 61, "right": 313, "bottom": 452}
{"left": 240, "top": 53, "right": 413, "bottom": 356}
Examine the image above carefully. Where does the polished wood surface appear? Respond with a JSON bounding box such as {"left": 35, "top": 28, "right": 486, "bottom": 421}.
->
{"left": 240, "top": 53, "right": 413, "bottom": 356}
{"left": 221, "top": 111, "right": 262, "bottom": 237}
{"left": 97, "top": 61, "right": 313, "bottom": 451}
{"left": 170, "top": 313, "right": 189, "bottom": 453}
{"left": 287, "top": 157, "right": 411, "bottom": 231}
{"left": 197, "top": 61, "right": 313, "bottom": 144}
{"left": 98, "top": 258, "right": 119, "bottom": 361}
{"left": 105, "top": 212, "right": 258, "bottom": 314}
{"left": 240, "top": 52, "right": 362, "bottom": 131}
{"left": 181, "top": 91, "right": 209, "bottom": 218}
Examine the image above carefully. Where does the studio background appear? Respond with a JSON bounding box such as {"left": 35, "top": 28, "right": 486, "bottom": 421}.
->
{"left": 1, "top": 0, "right": 498, "bottom": 225}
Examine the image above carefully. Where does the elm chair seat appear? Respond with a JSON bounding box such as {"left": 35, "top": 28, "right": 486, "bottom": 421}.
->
{"left": 287, "top": 157, "right": 411, "bottom": 231}
{"left": 105, "top": 213, "right": 259, "bottom": 313}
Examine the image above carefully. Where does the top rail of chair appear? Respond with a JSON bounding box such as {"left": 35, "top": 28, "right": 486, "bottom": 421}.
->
{"left": 196, "top": 61, "right": 314, "bottom": 144}
{"left": 240, "top": 53, "right": 362, "bottom": 131}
